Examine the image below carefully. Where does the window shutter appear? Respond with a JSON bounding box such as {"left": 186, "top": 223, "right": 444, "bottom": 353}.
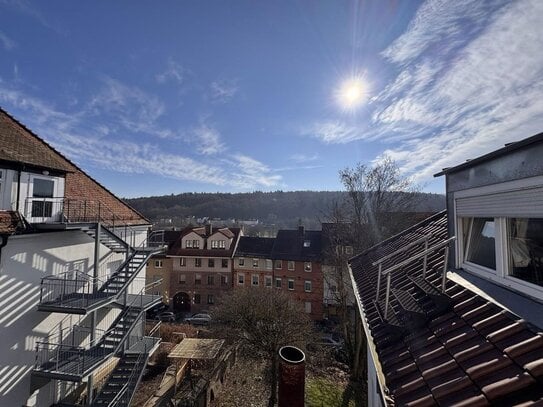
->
{"left": 456, "top": 186, "right": 543, "bottom": 217}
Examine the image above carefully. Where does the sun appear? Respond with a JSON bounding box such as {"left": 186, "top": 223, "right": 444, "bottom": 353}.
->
{"left": 335, "top": 75, "right": 369, "bottom": 112}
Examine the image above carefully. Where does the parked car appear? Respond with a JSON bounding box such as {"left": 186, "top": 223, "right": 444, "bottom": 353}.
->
{"left": 184, "top": 313, "right": 212, "bottom": 325}
{"left": 158, "top": 312, "right": 176, "bottom": 323}
{"left": 315, "top": 333, "right": 344, "bottom": 349}
{"left": 146, "top": 303, "right": 169, "bottom": 320}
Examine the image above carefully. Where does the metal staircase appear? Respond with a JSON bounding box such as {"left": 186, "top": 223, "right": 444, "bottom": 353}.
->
{"left": 31, "top": 219, "right": 165, "bottom": 406}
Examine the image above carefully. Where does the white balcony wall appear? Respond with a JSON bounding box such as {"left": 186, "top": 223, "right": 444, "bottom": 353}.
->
{"left": 0, "top": 230, "right": 127, "bottom": 407}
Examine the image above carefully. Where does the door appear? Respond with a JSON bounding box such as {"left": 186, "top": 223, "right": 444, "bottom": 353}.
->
{"left": 26, "top": 174, "right": 63, "bottom": 223}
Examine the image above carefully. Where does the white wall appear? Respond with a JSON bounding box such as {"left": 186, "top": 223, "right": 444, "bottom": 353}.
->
{"left": 367, "top": 344, "right": 384, "bottom": 407}
{"left": 0, "top": 230, "right": 130, "bottom": 407}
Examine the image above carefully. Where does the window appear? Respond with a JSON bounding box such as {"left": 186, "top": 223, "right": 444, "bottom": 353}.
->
{"left": 180, "top": 258, "right": 186, "bottom": 267}
{"left": 239, "top": 258, "right": 245, "bottom": 267}
{"left": 464, "top": 218, "right": 496, "bottom": 270}
{"left": 238, "top": 273, "right": 245, "bottom": 285}
{"left": 221, "top": 275, "right": 228, "bottom": 285}
{"left": 345, "top": 246, "right": 354, "bottom": 255}
{"left": 274, "top": 260, "right": 282, "bottom": 270}
{"left": 304, "top": 302, "right": 312, "bottom": 314}
{"left": 222, "top": 259, "right": 228, "bottom": 268}
{"left": 207, "top": 294, "right": 214, "bottom": 304}
{"left": 211, "top": 240, "right": 218, "bottom": 249}
{"left": 207, "top": 275, "right": 214, "bottom": 285}
{"left": 194, "top": 294, "right": 201, "bottom": 304}
{"left": 195, "top": 258, "right": 202, "bottom": 267}
{"left": 252, "top": 275, "right": 259, "bottom": 286}
{"left": 304, "top": 280, "right": 312, "bottom": 292}
{"left": 208, "top": 258, "right": 215, "bottom": 268}
{"left": 266, "top": 259, "right": 273, "bottom": 269}
{"left": 275, "top": 278, "right": 282, "bottom": 288}
{"left": 303, "top": 240, "right": 311, "bottom": 248}
{"left": 186, "top": 240, "right": 192, "bottom": 248}
{"left": 195, "top": 274, "right": 201, "bottom": 285}
{"left": 288, "top": 279, "right": 294, "bottom": 290}
{"left": 253, "top": 258, "right": 259, "bottom": 268}
{"left": 31, "top": 178, "right": 55, "bottom": 218}
{"left": 154, "top": 260, "right": 163, "bottom": 268}
{"left": 288, "top": 261, "right": 295, "bottom": 271}
{"left": 219, "top": 240, "right": 226, "bottom": 249}
{"left": 304, "top": 262, "right": 312, "bottom": 272}
{"left": 265, "top": 276, "right": 272, "bottom": 287}
{"left": 179, "top": 274, "right": 186, "bottom": 284}
{"left": 508, "top": 218, "right": 543, "bottom": 287}
{"left": 193, "top": 240, "right": 200, "bottom": 248}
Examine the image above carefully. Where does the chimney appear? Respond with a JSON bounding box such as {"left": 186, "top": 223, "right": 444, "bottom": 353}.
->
{"left": 278, "top": 346, "right": 305, "bottom": 407}
{"left": 298, "top": 219, "right": 304, "bottom": 238}
{"left": 205, "top": 223, "right": 212, "bottom": 236}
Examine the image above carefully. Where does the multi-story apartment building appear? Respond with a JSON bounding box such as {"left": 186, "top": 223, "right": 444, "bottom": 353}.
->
{"left": 167, "top": 225, "right": 242, "bottom": 314}
{"left": 233, "top": 236, "right": 275, "bottom": 289}
{"left": 0, "top": 108, "right": 162, "bottom": 407}
{"left": 233, "top": 226, "right": 323, "bottom": 320}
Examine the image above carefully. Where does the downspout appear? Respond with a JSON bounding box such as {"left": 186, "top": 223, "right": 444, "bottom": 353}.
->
{"left": 15, "top": 168, "right": 21, "bottom": 213}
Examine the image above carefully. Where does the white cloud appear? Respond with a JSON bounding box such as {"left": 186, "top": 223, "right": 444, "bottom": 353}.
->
{"left": 371, "top": 0, "right": 543, "bottom": 184}
{"left": 381, "top": 0, "right": 509, "bottom": 65}
{"left": 192, "top": 124, "right": 224, "bottom": 155}
{"left": 290, "top": 153, "right": 319, "bottom": 163}
{"left": 303, "top": 121, "right": 370, "bottom": 144}
{"left": 155, "top": 59, "right": 186, "bottom": 85}
{"left": 209, "top": 79, "right": 238, "bottom": 103}
{"left": 0, "top": 31, "right": 16, "bottom": 50}
{"left": 0, "top": 84, "right": 281, "bottom": 190}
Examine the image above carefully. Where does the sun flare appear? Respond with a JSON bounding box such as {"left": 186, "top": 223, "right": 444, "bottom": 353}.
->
{"left": 335, "top": 76, "right": 369, "bottom": 111}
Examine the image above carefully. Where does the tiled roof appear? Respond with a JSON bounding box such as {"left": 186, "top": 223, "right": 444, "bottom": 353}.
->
{"left": 167, "top": 227, "right": 241, "bottom": 257}
{"left": 0, "top": 108, "right": 149, "bottom": 226}
{"left": 271, "top": 228, "right": 322, "bottom": 261}
{"left": 236, "top": 236, "right": 275, "bottom": 258}
{"left": 0, "top": 211, "right": 23, "bottom": 234}
{"left": 350, "top": 211, "right": 543, "bottom": 406}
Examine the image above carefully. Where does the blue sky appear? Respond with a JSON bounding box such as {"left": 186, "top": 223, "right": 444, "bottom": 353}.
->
{"left": 1, "top": 0, "right": 542, "bottom": 198}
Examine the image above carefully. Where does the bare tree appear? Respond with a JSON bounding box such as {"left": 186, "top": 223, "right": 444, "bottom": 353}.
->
{"left": 321, "top": 156, "right": 422, "bottom": 380}
{"left": 212, "top": 287, "right": 312, "bottom": 407}
{"left": 339, "top": 155, "right": 421, "bottom": 248}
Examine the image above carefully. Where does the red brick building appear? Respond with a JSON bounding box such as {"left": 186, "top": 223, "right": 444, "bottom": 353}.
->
{"left": 233, "top": 226, "right": 323, "bottom": 320}
{"left": 167, "top": 225, "right": 242, "bottom": 314}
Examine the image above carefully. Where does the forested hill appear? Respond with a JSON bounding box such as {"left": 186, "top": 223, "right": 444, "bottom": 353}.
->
{"left": 125, "top": 191, "right": 446, "bottom": 225}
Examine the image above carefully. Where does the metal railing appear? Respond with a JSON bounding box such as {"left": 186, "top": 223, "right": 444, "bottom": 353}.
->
{"left": 375, "top": 237, "right": 455, "bottom": 319}
{"left": 35, "top": 282, "right": 161, "bottom": 378}
{"left": 39, "top": 270, "right": 106, "bottom": 307}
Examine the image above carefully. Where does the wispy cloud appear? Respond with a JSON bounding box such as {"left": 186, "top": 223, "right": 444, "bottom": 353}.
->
{"left": 302, "top": 121, "right": 369, "bottom": 144}
{"left": 0, "top": 84, "right": 280, "bottom": 190}
{"left": 192, "top": 123, "right": 224, "bottom": 155}
{"left": 155, "top": 59, "right": 187, "bottom": 85}
{"left": 290, "top": 153, "right": 319, "bottom": 163}
{"left": 1, "top": 0, "right": 63, "bottom": 33}
{"left": 0, "top": 31, "right": 16, "bottom": 50}
{"left": 209, "top": 79, "right": 238, "bottom": 103}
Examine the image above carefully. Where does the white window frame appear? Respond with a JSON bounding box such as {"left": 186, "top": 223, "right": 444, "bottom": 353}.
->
{"left": 219, "top": 240, "right": 226, "bottom": 249}
{"left": 275, "top": 277, "right": 282, "bottom": 288}
{"left": 288, "top": 279, "right": 295, "bottom": 291}
{"left": 239, "top": 257, "right": 245, "bottom": 267}
{"left": 265, "top": 275, "right": 272, "bottom": 288}
{"left": 211, "top": 240, "right": 218, "bottom": 249}
{"left": 185, "top": 240, "right": 193, "bottom": 248}
{"left": 180, "top": 257, "right": 186, "bottom": 267}
{"left": 304, "top": 262, "right": 312, "bottom": 272}
{"left": 238, "top": 273, "right": 245, "bottom": 285}
{"left": 304, "top": 280, "right": 312, "bottom": 292}
{"left": 275, "top": 260, "right": 282, "bottom": 270}
{"left": 288, "top": 261, "right": 295, "bottom": 271}
{"left": 253, "top": 258, "right": 259, "bottom": 268}
{"left": 155, "top": 260, "right": 163, "bottom": 268}
{"left": 266, "top": 259, "right": 273, "bottom": 269}
{"left": 454, "top": 176, "right": 543, "bottom": 300}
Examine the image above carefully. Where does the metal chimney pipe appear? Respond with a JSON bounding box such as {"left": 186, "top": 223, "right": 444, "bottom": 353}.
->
{"left": 278, "top": 346, "right": 305, "bottom": 407}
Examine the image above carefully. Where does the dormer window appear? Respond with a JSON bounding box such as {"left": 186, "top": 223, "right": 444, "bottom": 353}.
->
{"left": 303, "top": 240, "right": 311, "bottom": 247}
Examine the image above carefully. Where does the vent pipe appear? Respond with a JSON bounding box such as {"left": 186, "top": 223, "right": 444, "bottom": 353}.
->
{"left": 278, "top": 346, "right": 305, "bottom": 407}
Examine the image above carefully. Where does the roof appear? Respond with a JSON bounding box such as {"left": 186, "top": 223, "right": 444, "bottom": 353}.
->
{"left": 167, "top": 226, "right": 241, "bottom": 256}
{"left": 235, "top": 236, "right": 275, "bottom": 258}
{"left": 272, "top": 227, "right": 322, "bottom": 261}
{"left": 0, "top": 211, "right": 23, "bottom": 234}
{"left": 349, "top": 211, "right": 543, "bottom": 406}
{"left": 0, "top": 108, "right": 149, "bottom": 226}
{"left": 168, "top": 338, "right": 224, "bottom": 360}
{"left": 434, "top": 132, "right": 543, "bottom": 177}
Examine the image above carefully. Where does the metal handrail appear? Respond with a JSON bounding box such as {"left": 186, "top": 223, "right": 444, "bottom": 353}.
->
{"left": 376, "top": 237, "right": 455, "bottom": 319}
{"left": 372, "top": 235, "right": 431, "bottom": 266}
